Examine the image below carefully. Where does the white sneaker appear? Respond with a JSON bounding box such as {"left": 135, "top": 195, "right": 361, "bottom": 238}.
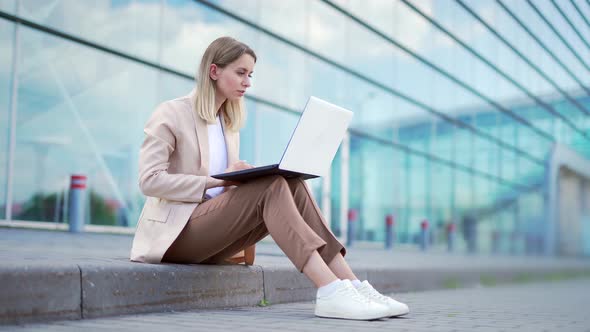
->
{"left": 355, "top": 281, "right": 410, "bottom": 317}
{"left": 315, "top": 280, "right": 391, "bottom": 320}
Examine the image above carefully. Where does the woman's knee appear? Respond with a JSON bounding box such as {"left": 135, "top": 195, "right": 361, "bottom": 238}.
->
{"left": 248, "top": 175, "right": 290, "bottom": 197}
{"left": 246, "top": 175, "right": 288, "bottom": 189}
{"left": 286, "top": 177, "right": 307, "bottom": 191}
{"left": 286, "top": 177, "right": 304, "bottom": 186}
{"left": 286, "top": 178, "right": 309, "bottom": 199}
{"left": 267, "top": 175, "right": 289, "bottom": 188}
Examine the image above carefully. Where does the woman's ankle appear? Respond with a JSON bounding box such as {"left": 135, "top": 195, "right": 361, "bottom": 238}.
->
{"left": 316, "top": 278, "right": 342, "bottom": 297}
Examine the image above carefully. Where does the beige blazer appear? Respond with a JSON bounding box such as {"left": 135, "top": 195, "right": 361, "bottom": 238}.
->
{"left": 130, "top": 89, "right": 240, "bottom": 263}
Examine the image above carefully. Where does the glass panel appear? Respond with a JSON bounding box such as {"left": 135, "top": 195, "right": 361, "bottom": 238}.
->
{"left": 254, "top": 104, "right": 298, "bottom": 166}
{"left": 472, "top": 135, "right": 490, "bottom": 175}
{"left": 213, "top": 0, "right": 306, "bottom": 46}
{"left": 161, "top": 0, "right": 258, "bottom": 75}
{"left": 391, "top": 147, "right": 407, "bottom": 243}
{"left": 532, "top": 0, "right": 589, "bottom": 74}
{"left": 357, "top": 138, "right": 395, "bottom": 242}
{"left": 454, "top": 169, "right": 472, "bottom": 220}
{"left": 505, "top": 0, "right": 590, "bottom": 89}
{"left": 253, "top": 34, "right": 307, "bottom": 111}
{"left": 18, "top": 0, "right": 161, "bottom": 61}
{"left": 473, "top": 176, "right": 489, "bottom": 210}
{"left": 239, "top": 99, "right": 258, "bottom": 163}
{"left": 518, "top": 189, "right": 543, "bottom": 254}
{"left": 308, "top": 0, "right": 348, "bottom": 64}
{"left": 408, "top": 154, "right": 426, "bottom": 240}
{"left": 457, "top": 2, "right": 552, "bottom": 100}
{"left": 512, "top": 105, "right": 553, "bottom": 160}
{"left": 502, "top": 150, "right": 517, "bottom": 184}
{"left": 0, "top": 0, "right": 15, "bottom": 13}
{"left": 0, "top": 20, "right": 13, "bottom": 218}
{"left": 347, "top": 0, "right": 395, "bottom": 38}
{"left": 496, "top": 0, "right": 583, "bottom": 92}
{"left": 348, "top": 134, "right": 362, "bottom": 241}
{"left": 344, "top": 77, "right": 431, "bottom": 143}
{"left": 307, "top": 56, "right": 346, "bottom": 107}
{"left": 496, "top": 0, "right": 590, "bottom": 127}
{"left": 399, "top": 150, "right": 411, "bottom": 243}
{"left": 430, "top": 161, "right": 453, "bottom": 247}
{"left": 12, "top": 26, "right": 162, "bottom": 227}
{"left": 156, "top": 67, "right": 195, "bottom": 104}
{"left": 454, "top": 117, "right": 473, "bottom": 170}
{"left": 431, "top": 120, "right": 452, "bottom": 162}
{"left": 346, "top": 23, "right": 396, "bottom": 89}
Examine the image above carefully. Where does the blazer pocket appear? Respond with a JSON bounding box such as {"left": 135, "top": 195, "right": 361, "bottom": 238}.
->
{"left": 141, "top": 197, "right": 173, "bottom": 223}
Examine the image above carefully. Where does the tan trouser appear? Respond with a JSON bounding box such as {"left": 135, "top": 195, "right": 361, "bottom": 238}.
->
{"left": 162, "top": 175, "right": 346, "bottom": 272}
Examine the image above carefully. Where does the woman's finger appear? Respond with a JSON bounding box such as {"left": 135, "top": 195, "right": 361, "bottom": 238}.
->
{"left": 241, "top": 160, "right": 254, "bottom": 168}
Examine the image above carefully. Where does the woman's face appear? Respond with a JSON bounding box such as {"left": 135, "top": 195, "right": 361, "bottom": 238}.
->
{"left": 210, "top": 53, "right": 255, "bottom": 102}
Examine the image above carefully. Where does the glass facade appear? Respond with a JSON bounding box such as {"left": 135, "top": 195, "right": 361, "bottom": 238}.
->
{"left": 1, "top": 0, "right": 589, "bottom": 255}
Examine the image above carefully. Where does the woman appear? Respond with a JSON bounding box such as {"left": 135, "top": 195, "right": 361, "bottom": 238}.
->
{"left": 130, "top": 36, "right": 409, "bottom": 321}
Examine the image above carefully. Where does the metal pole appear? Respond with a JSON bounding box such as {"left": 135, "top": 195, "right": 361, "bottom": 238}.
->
{"left": 420, "top": 219, "right": 429, "bottom": 251}
{"left": 385, "top": 214, "right": 394, "bottom": 249}
{"left": 346, "top": 208, "right": 357, "bottom": 247}
{"left": 68, "top": 175, "right": 87, "bottom": 233}
{"left": 447, "top": 222, "right": 456, "bottom": 252}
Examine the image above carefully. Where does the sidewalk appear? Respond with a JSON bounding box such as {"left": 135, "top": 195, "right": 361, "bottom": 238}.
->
{"left": 5, "top": 278, "right": 590, "bottom": 331}
{"left": 2, "top": 228, "right": 590, "bottom": 325}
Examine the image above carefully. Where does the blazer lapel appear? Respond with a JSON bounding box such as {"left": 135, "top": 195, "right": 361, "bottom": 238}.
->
{"left": 188, "top": 89, "right": 209, "bottom": 171}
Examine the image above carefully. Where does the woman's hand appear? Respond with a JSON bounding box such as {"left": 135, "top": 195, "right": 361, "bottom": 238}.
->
{"left": 205, "top": 176, "right": 232, "bottom": 189}
{"left": 225, "top": 160, "right": 254, "bottom": 173}
{"left": 205, "top": 160, "right": 254, "bottom": 189}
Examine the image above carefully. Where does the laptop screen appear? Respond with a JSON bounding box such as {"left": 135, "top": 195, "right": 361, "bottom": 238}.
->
{"left": 278, "top": 96, "right": 353, "bottom": 177}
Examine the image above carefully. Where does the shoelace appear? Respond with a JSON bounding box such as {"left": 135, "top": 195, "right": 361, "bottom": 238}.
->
{"left": 342, "top": 284, "right": 372, "bottom": 304}
{"left": 363, "top": 284, "right": 392, "bottom": 302}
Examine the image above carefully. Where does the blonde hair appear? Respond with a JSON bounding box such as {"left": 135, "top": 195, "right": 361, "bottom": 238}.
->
{"left": 194, "top": 36, "right": 257, "bottom": 132}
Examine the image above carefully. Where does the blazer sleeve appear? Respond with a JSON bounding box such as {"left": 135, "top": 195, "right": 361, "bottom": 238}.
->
{"left": 138, "top": 103, "right": 207, "bottom": 203}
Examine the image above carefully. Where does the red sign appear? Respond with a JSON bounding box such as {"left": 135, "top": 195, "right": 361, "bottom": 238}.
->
{"left": 347, "top": 209, "right": 358, "bottom": 222}
{"left": 421, "top": 220, "right": 429, "bottom": 229}
{"left": 386, "top": 214, "right": 394, "bottom": 226}
{"left": 70, "top": 174, "right": 87, "bottom": 189}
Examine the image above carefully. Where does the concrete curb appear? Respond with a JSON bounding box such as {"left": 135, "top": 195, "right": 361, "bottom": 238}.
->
{"left": 0, "top": 263, "right": 81, "bottom": 324}
{"left": 79, "top": 262, "right": 264, "bottom": 319}
{"left": 2, "top": 261, "right": 590, "bottom": 325}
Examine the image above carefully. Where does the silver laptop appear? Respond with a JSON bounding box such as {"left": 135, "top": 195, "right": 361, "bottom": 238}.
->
{"left": 212, "top": 96, "right": 353, "bottom": 182}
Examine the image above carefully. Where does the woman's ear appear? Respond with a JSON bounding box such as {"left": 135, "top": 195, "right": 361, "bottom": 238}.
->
{"left": 209, "top": 64, "right": 219, "bottom": 81}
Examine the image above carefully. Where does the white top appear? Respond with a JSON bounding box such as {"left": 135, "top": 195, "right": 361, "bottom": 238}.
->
{"left": 205, "top": 115, "right": 227, "bottom": 199}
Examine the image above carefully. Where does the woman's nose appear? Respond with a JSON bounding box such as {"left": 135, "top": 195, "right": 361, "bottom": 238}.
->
{"left": 243, "top": 77, "right": 251, "bottom": 87}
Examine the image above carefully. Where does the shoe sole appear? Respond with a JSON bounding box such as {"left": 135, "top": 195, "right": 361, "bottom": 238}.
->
{"left": 388, "top": 310, "right": 410, "bottom": 318}
{"left": 315, "top": 307, "right": 390, "bottom": 321}
{"left": 315, "top": 313, "right": 388, "bottom": 321}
